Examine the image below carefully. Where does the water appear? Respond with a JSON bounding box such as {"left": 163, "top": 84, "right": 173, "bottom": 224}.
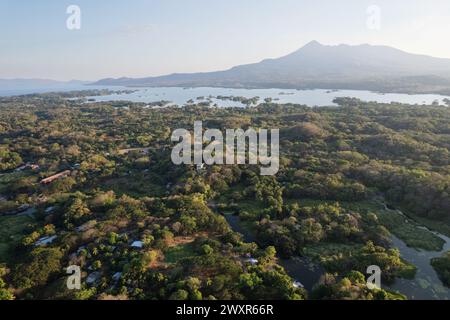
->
{"left": 2, "top": 85, "right": 450, "bottom": 107}
{"left": 224, "top": 211, "right": 450, "bottom": 299}
{"left": 278, "top": 257, "right": 324, "bottom": 292}
{"left": 85, "top": 87, "right": 450, "bottom": 107}
{"left": 386, "top": 214, "right": 450, "bottom": 300}
{"left": 0, "top": 84, "right": 116, "bottom": 96}
{"left": 224, "top": 214, "right": 324, "bottom": 292}
{"left": 378, "top": 201, "right": 450, "bottom": 299}
{"left": 224, "top": 214, "right": 255, "bottom": 243}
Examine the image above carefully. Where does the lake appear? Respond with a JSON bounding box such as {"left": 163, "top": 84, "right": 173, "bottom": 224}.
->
{"left": 85, "top": 87, "right": 450, "bottom": 107}
{"left": 1, "top": 85, "right": 450, "bottom": 107}
{"left": 0, "top": 84, "right": 112, "bottom": 97}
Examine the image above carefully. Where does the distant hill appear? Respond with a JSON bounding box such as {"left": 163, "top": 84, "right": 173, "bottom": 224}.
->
{"left": 0, "top": 79, "right": 93, "bottom": 96}
{"left": 0, "top": 79, "right": 88, "bottom": 89}
{"left": 92, "top": 41, "right": 450, "bottom": 94}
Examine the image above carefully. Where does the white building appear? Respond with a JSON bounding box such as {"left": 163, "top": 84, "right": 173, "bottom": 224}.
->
{"left": 35, "top": 235, "right": 57, "bottom": 246}
{"left": 86, "top": 272, "right": 102, "bottom": 285}
{"left": 245, "top": 258, "right": 259, "bottom": 265}
{"left": 131, "top": 241, "right": 143, "bottom": 248}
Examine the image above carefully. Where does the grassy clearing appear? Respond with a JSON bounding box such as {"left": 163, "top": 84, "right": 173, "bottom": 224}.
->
{"left": 303, "top": 242, "right": 362, "bottom": 259}
{"left": 349, "top": 200, "right": 446, "bottom": 251}
{"left": 102, "top": 176, "right": 165, "bottom": 198}
{"left": 401, "top": 211, "right": 450, "bottom": 239}
{"left": 0, "top": 215, "right": 34, "bottom": 263}
{"left": 236, "top": 199, "right": 265, "bottom": 217}
{"left": 376, "top": 209, "right": 445, "bottom": 251}
{"left": 164, "top": 242, "right": 196, "bottom": 264}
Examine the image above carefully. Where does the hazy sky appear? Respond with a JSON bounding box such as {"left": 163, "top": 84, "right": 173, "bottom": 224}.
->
{"left": 1, "top": 0, "right": 450, "bottom": 81}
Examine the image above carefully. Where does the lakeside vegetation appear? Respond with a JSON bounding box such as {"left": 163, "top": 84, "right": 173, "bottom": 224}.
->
{"left": 431, "top": 251, "right": 450, "bottom": 287}
{"left": 0, "top": 92, "right": 450, "bottom": 300}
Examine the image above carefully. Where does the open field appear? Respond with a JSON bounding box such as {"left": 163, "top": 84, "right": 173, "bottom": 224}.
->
{"left": 0, "top": 215, "right": 34, "bottom": 263}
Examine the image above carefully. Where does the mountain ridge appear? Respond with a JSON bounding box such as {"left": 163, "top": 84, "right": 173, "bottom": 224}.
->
{"left": 92, "top": 41, "right": 450, "bottom": 94}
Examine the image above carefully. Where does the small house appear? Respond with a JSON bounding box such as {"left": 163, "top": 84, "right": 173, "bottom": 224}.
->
{"left": 245, "top": 258, "right": 259, "bottom": 265}
{"left": 45, "top": 206, "right": 55, "bottom": 214}
{"left": 19, "top": 207, "right": 37, "bottom": 217}
{"left": 131, "top": 241, "right": 143, "bottom": 248}
{"left": 14, "top": 163, "right": 39, "bottom": 172}
{"left": 35, "top": 235, "right": 57, "bottom": 247}
{"left": 75, "top": 220, "right": 97, "bottom": 233}
{"left": 76, "top": 246, "right": 87, "bottom": 255}
{"left": 112, "top": 272, "right": 122, "bottom": 282}
{"left": 118, "top": 148, "right": 150, "bottom": 156}
{"left": 15, "top": 165, "right": 27, "bottom": 172}
{"left": 86, "top": 272, "right": 102, "bottom": 285}
{"left": 40, "top": 170, "right": 71, "bottom": 184}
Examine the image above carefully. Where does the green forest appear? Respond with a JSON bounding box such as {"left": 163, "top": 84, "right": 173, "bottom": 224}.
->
{"left": 1, "top": 92, "right": 450, "bottom": 300}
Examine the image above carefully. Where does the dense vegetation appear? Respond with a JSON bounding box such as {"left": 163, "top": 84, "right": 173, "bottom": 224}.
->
{"left": 431, "top": 251, "right": 450, "bottom": 287}
{"left": 1, "top": 92, "right": 450, "bottom": 300}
